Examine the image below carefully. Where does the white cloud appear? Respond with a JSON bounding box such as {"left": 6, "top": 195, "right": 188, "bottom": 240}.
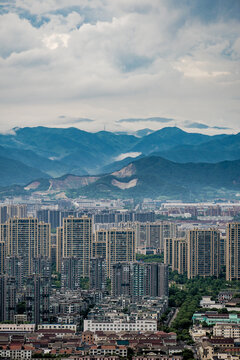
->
{"left": 0, "top": 13, "right": 40, "bottom": 57}
{"left": 43, "top": 33, "right": 70, "bottom": 49}
{"left": 0, "top": 0, "right": 239, "bottom": 133}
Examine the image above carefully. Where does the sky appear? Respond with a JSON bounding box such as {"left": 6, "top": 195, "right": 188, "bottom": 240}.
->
{"left": 0, "top": 0, "right": 239, "bottom": 134}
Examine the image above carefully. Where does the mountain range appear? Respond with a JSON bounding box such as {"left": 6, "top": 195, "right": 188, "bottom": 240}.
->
{"left": 1, "top": 155, "right": 239, "bottom": 201}
{"left": 0, "top": 126, "right": 240, "bottom": 200}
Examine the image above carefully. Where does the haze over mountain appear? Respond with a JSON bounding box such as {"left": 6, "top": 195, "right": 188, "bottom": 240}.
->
{"left": 2, "top": 155, "right": 240, "bottom": 201}
{"left": 153, "top": 133, "right": 240, "bottom": 163}
{"left": 0, "top": 126, "right": 240, "bottom": 190}
{"left": 0, "top": 155, "right": 48, "bottom": 187}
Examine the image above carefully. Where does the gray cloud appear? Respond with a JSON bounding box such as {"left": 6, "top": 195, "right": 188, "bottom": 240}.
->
{"left": 184, "top": 122, "right": 209, "bottom": 129}
{"left": 117, "top": 117, "right": 173, "bottom": 123}
{"left": 184, "top": 121, "right": 231, "bottom": 130}
{"left": 57, "top": 116, "right": 95, "bottom": 125}
{"left": 0, "top": 0, "right": 239, "bottom": 134}
{"left": 213, "top": 126, "right": 231, "bottom": 130}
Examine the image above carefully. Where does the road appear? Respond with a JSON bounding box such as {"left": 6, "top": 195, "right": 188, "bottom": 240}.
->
{"left": 168, "top": 308, "right": 179, "bottom": 327}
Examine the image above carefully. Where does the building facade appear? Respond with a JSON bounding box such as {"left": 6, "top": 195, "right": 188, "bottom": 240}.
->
{"left": 226, "top": 223, "right": 240, "bottom": 281}
{"left": 187, "top": 229, "right": 220, "bottom": 279}
{"left": 62, "top": 216, "right": 92, "bottom": 277}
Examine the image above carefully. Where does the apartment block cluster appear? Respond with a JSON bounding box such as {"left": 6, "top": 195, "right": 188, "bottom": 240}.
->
{"left": 0, "top": 205, "right": 169, "bottom": 327}
{"left": 160, "top": 202, "right": 240, "bottom": 220}
{"left": 2, "top": 201, "right": 240, "bottom": 359}
{"left": 164, "top": 224, "right": 240, "bottom": 281}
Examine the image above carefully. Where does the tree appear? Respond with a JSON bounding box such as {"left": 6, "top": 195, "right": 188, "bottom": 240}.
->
{"left": 16, "top": 301, "right": 26, "bottom": 314}
{"left": 127, "top": 348, "right": 134, "bottom": 360}
{"left": 182, "top": 349, "right": 194, "bottom": 360}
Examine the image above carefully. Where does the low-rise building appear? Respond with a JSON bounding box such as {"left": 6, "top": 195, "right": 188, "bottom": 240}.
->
{"left": 200, "top": 296, "right": 223, "bottom": 309}
{"left": 192, "top": 312, "right": 240, "bottom": 325}
{"left": 89, "top": 344, "right": 127, "bottom": 357}
{"left": 38, "top": 323, "right": 77, "bottom": 332}
{"left": 213, "top": 323, "right": 240, "bottom": 338}
{"left": 84, "top": 319, "right": 157, "bottom": 332}
{"left": 0, "top": 324, "right": 35, "bottom": 333}
{"left": 0, "top": 345, "right": 33, "bottom": 359}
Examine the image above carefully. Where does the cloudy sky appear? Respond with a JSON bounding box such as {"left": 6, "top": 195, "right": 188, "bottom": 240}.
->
{"left": 0, "top": 0, "right": 239, "bottom": 134}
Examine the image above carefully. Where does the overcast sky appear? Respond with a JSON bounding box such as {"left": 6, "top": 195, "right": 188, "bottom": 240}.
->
{"left": 0, "top": 0, "right": 239, "bottom": 134}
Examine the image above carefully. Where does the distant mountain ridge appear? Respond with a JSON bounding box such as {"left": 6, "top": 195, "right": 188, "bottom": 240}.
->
{"left": 2, "top": 155, "right": 240, "bottom": 201}
{"left": 0, "top": 126, "right": 239, "bottom": 188}
{"left": 67, "top": 156, "right": 240, "bottom": 200}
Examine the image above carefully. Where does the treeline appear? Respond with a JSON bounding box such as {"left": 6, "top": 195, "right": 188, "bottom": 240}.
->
{"left": 136, "top": 253, "right": 164, "bottom": 263}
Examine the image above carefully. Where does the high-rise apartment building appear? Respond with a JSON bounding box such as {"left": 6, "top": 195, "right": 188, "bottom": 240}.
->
{"left": 220, "top": 237, "right": 226, "bottom": 270}
{"left": 146, "top": 263, "right": 169, "bottom": 298}
{"left": 187, "top": 229, "right": 220, "bottom": 279}
{"left": 5, "top": 256, "right": 22, "bottom": 289}
{"left": 137, "top": 222, "right": 177, "bottom": 252}
{"left": 112, "top": 262, "right": 132, "bottom": 298}
{"left": 93, "top": 230, "right": 107, "bottom": 259}
{"left": 0, "top": 275, "right": 16, "bottom": 322}
{"left": 56, "top": 226, "right": 63, "bottom": 273}
{"left": 36, "top": 209, "right": 49, "bottom": 224}
{"left": 7, "top": 204, "right": 27, "bottom": 219}
{"left": 2, "top": 218, "right": 50, "bottom": 277}
{"left": 172, "top": 238, "right": 188, "bottom": 275}
{"left": 164, "top": 238, "right": 173, "bottom": 268}
{"left": 106, "top": 229, "right": 136, "bottom": 277}
{"left": 111, "top": 262, "right": 168, "bottom": 300}
{"left": 33, "top": 256, "right": 51, "bottom": 279}
{"left": 61, "top": 257, "right": 81, "bottom": 290}
{"left": 0, "top": 206, "right": 7, "bottom": 224}
{"left": 26, "top": 275, "right": 50, "bottom": 325}
{"left": 90, "top": 257, "right": 107, "bottom": 292}
{"left": 8, "top": 218, "right": 38, "bottom": 276}
{"left": 164, "top": 237, "right": 187, "bottom": 275}
{"left": 49, "top": 210, "right": 61, "bottom": 229}
{"left": 61, "top": 216, "right": 92, "bottom": 277}
{"left": 226, "top": 223, "right": 240, "bottom": 281}
{"left": 36, "top": 209, "right": 61, "bottom": 229}
{"left": 0, "top": 275, "right": 4, "bottom": 322}
{"left": 0, "top": 223, "right": 8, "bottom": 245}
{"left": 0, "top": 241, "right": 5, "bottom": 274}
{"left": 38, "top": 222, "right": 51, "bottom": 257}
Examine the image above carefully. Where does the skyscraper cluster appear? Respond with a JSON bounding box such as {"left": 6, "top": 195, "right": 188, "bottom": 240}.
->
{"left": 164, "top": 226, "right": 240, "bottom": 280}
{"left": 3, "top": 204, "right": 240, "bottom": 330}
